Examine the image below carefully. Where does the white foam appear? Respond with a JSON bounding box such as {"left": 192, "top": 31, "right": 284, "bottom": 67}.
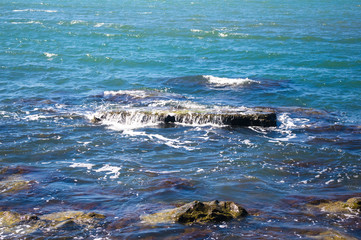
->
{"left": 190, "top": 29, "right": 203, "bottom": 33}
{"left": 13, "top": 9, "right": 57, "bottom": 13}
{"left": 203, "top": 75, "right": 259, "bottom": 87}
{"left": 241, "top": 139, "right": 254, "bottom": 147}
{"left": 123, "top": 129, "right": 195, "bottom": 151}
{"left": 11, "top": 21, "right": 42, "bottom": 25}
{"left": 278, "top": 113, "right": 309, "bottom": 129}
{"left": 24, "top": 114, "right": 49, "bottom": 121}
{"left": 94, "top": 23, "right": 105, "bottom": 27}
{"left": 145, "top": 170, "right": 181, "bottom": 174}
{"left": 44, "top": 52, "right": 58, "bottom": 58}
{"left": 325, "top": 179, "right": 335, "bottom": 185}
{"left": 70, "top": 20, "right": 86, "bottom": 25}
{"left": 95, "top": 164, "right": 121, "bottom": 179}
{"left": 69, "top": 163, "right": 94, "bottom": 170}
{"left": 267, "top": 113, "right": 311, "bottom": 142}
{"left": 148, "top": 100, "right": 207, "bottom": 110}
{"left": 103, "top": 90, "right": 150, "bottom": 98}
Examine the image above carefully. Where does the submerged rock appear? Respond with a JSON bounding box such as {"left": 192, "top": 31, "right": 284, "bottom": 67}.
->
{"left": 0, "top": 211, "right": 38, "bottom": 227}
{"left": 40, "top": 211, "right": 106, "bottom": 229}
{"left": 0, "top": 211, "right": 42, "bottom": 234}
{"left": 308, "top": 197, "right": 361, "bottom": 214}
{"left": 141, "top": 200, "right": 248, "bottom": 224}
{"left": 307, "top": 229, "right": 358, "bottom": 240}
{"left": 143, "top": 177, "right": 195, "bottom": 192}
{"left": 92, "top": 110, "right": 277, "bottom": 127}
{"left": 0, "top": 175, "right": 31, "bottom": 194}
{"left": 0, "top": 210, "right": 105, "bottom": 236}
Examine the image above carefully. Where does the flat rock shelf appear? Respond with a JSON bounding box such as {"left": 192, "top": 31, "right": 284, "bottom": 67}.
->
{"left": 92, "top": 110, "right": 277, "bottom": 127}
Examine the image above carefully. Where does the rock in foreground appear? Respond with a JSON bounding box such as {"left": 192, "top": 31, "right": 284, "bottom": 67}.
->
{"left": 141, "top": 200, "right": 248, "bottom": 224}
{"left": 0, "top": 210, "right": 105, "bottom": 235}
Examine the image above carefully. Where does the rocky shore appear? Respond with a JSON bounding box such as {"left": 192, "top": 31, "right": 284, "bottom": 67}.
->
{"left": 1, "top": 166, "right": 360, "bottom": 239}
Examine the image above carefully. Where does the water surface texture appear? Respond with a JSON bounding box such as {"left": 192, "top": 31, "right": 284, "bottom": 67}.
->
{"left": 1, "top": 0, "right": 360, "bottom": 239}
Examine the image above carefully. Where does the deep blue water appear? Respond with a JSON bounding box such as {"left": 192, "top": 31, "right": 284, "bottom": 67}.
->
{"left": 0, "top": 0, "right": 360, "bottom": 239}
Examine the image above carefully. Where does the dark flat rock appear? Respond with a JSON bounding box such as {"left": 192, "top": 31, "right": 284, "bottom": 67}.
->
{"left": 93, "top": 110, "right": 277, "bottom": 127}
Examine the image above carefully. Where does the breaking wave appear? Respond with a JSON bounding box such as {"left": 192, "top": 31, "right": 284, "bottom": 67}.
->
{"left": 203, "top": 75, "right": 259, "bottom": 87}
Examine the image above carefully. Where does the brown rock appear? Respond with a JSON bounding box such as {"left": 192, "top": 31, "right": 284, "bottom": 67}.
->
{"left": 141, "top": 200, "right": 248, "bottom": 225}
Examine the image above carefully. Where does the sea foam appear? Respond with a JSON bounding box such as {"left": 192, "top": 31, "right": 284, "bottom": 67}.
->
{"left": 203, "top": 75, "right": 259, "bottom": 87}
{"left": 13, "top": 9, "right": 57, "bottom": 13}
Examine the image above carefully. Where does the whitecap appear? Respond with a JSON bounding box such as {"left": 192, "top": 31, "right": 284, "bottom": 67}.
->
{"left": 24, "top": 114, "right": 49, "bottom": 121}
{"left": 13, "top": 9, "right": 57, "bottom": 13}
{"left": 11, "top": 21, "right": 42, "bottom": 25}
{"left": 43, "top": 52, "right": 58, "bottom": 58}
{"left": 325, "top": 179, "right": 335, "bottom": 185}
{"left": 70, "top": 20, "right": 86, "bottom": 25}
{"left": 203, "top": 75, "right": 259, "bottom": 87}
{"left": 69, "top": 163, "right": 94, "bottom": 170}
{"left": 94, "top": 23, "right": 105, "bottom": 28}
{"left": 103, "top": 90, "right": 149, "bottom": 98}
{"left": 190, "top": 29, "right": 203, "bottom": 33}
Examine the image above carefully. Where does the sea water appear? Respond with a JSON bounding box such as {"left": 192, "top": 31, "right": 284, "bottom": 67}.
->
{"left": 0, "top": 0, "right": 360, "bottom": 238}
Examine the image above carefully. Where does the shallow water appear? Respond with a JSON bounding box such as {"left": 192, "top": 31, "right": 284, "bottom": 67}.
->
{"left": 0, "top": 0, "right": 360, "bottom": 239}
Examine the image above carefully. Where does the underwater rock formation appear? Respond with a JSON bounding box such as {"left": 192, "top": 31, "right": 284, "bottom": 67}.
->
{"left": 0, "top": 210, "right": 105, "bottom": 235}
{"left": 40, "top": 211, "right": 106, "bottom": 229}
{"left": 141, "top": 200, "right": 248, "bottom": 224}
{"left": 308, "top": 197, "right": 361, "bottom": 213}
{"left": 306, "top": 229, "right": 358, "bottom": 240}
{"left": 0, "top": 175, "right": 31, "bottom": 194}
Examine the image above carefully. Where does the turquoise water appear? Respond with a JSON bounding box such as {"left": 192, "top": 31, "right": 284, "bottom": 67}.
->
{"left": 1, "top": 0, "right": 360, "bottom": 238}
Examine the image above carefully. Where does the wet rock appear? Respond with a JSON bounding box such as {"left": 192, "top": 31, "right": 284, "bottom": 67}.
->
{"left": 141, "top": 200, "right": 248, "bottom": 224}
{"left": 0, "top": 210, "right": 106, "bottom": 236}
{"left": 0, "top": 175, "right": 31, "bottom": 194}
{"left": 93, "top": 110, "right": 277, "bottom": 127}
{"left": 0, "top": 211, "right": 42, "bottom": 234}
{"left": 345, "top": 197, "right": 361, "bottom": 210}
{"left": 307, "top": 229, "right": 358, "bottom": 240}
{"left": 40, "top": 211, "right": 106, "bottom": 229}
{"left": 308, "top": 197, "right": 361, "bottom": 213}
{"left": 40, "top": 211, "right": 105, "bottom": 228}
{"left": 0, "top": 211, "right": 38, "bottom": 227}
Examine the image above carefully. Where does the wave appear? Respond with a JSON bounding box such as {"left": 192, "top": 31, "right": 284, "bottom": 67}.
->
{"left": 203, "top": 75, "right": 260, "bottom": 87}
{"left": 13, "top": 9, "right": 57, "bottom": 13}
{"left": 10, "top": 21, "right": 43, "bottom": 25}
{"left": 103, "top": 90, "right": 153, "bottom": 99}
{"left": 43, "top": 52, "right": 58, "bottom": 58}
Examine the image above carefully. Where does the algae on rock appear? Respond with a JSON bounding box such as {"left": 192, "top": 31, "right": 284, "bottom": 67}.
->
{"left": 40, "top": 211, "right": 106, "bottom": 229}
{"left": 307, "top": 229, "right": 358, "bottom": 240}
{"left": 0, "top": 210, "right": 105, "bottom": 236}
{"left": 0, "top": 211, "right": 42, "bottom": 235}
{"left": 0, "top": 175, "right": 31, "bottom": 194}
{"left": 308, "top": 197, "right": 361, "bottom": 214}
{"left": 141, "top": 200, "right": 248, "bottom": 225}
